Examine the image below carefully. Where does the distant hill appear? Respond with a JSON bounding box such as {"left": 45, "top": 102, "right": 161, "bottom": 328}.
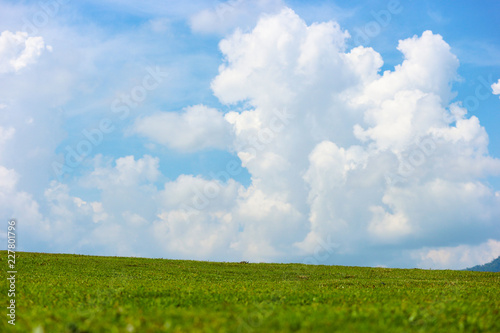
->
{"left": 466, "top": 256, "right": 500, "bottom": 272}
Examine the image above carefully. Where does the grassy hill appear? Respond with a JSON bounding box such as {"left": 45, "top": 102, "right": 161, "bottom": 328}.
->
{"left": 466, "top": 256, "right": 500, "bottom": 272}
{"left": 1, "top": 251, "right": 499, "bottom": 332}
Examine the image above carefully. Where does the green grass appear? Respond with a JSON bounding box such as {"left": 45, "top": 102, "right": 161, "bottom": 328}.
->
{"left": 1, "top": 251, "right": 499, "bottom": 332}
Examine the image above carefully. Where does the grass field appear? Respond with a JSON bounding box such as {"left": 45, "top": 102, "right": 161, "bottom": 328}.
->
{"left": 1, "top": 251, "right": 499, "bottom": 332}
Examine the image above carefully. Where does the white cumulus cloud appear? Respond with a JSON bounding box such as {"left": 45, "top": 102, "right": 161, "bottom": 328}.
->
{"left": 133, "top": 105, "right": 233, "bottom": 152}
{"left": 0, "top": 30, "right": 51, "bottom": 73}
{"left": 492, "top": 79, "right": 500, "bottom": 97}
{"left": 85, "top": 155, "right": 160, "bottom": 188}
{"left": 206, "top": 8, "right": 500, "bottom": 263}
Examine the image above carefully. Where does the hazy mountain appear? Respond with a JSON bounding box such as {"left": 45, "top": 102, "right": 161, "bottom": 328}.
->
{"left": 466, "top": 256, "right": 500, "bottom": 272}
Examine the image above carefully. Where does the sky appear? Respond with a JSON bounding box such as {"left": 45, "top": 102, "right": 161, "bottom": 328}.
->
{"left": 1, "top": 0, "right": 500, "bottom": 269}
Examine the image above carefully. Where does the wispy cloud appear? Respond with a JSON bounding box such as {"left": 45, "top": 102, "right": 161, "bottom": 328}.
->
{"left": 189, "top": 0, "right": 285, "bottom": 35}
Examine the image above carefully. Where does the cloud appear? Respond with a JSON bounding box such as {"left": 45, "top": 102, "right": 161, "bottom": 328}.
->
{"left": 0, "top": 126, "right": 15, "bottom": 147}
{"left": 492, "top": 79, "right": 500, "bottom": 97}
{"left": 153, "top": 174, "right": 243, "bottom": 260}
{"left": 147, "top": 17, "right": 171, "bottom": 33}
{"left": 207, "top": 8, "right": 500, "bottom": 263}
{"left": 0, "top": 30, "right": 51, "bottom": 73}
{"left": 5, "top": 7, "right": 500, "bottom": 268}
{"left": 71, "top": 155, "right": 246, "bottom": 259}
{"left": 190, "top": 0, "right": 284, "bottom": 35}
{"left": 368, "top": 206, "right": 412, "bottom": 242}
{"left": 413, "top": 239, "right": 500, "bottom": 270}
{"left": 211, "top": 8, "right": 351, "bottom": 106}
{"left": 0, "top": 165, "right": 49, "bottom": 250}
{"left": 85, "top": 155, "right": 160, "bottom": 188}
{"left": 0, "top": 165, "right": 19, "bottom": 192}
{"left": 133, "top": 105, "right": 233, "bottom": 152}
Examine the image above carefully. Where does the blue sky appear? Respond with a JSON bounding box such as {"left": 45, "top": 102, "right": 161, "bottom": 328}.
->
{"left": 1, "top": 0, "right": 499, "bottom": 269}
